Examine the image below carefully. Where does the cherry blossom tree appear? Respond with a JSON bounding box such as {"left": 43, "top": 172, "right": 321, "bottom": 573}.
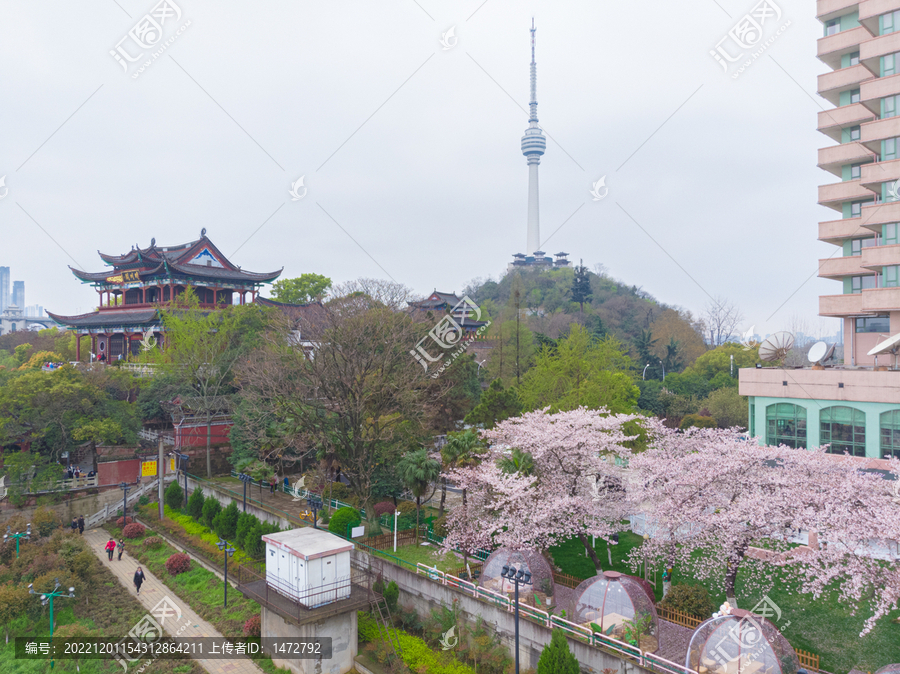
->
{"left": 442, "top": 407, "right": 638, "bottom": 569}
{"left": 628, "top": 425, "right": 900, "bottom": 634}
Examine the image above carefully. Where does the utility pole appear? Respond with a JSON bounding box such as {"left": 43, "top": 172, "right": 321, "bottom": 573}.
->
{"left": 158, "top": 437, "right": 165, "bottom": 520}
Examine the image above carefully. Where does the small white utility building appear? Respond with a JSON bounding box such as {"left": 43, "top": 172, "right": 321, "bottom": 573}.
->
{"left": 262, "top": 528, "right": 354, "bottom": 608}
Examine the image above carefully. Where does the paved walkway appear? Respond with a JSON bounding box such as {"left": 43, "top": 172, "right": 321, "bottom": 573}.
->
{"left": 84, "top": 530, "right": 264, "bottom": 674}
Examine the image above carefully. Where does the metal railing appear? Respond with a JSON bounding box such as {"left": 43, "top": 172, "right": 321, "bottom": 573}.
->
{"left": 84, "top": 476, "right": 174, "bottom": 529}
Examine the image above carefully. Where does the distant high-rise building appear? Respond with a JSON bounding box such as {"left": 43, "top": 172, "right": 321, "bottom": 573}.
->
{"left": 25, "top": 305, "right": 44, "bottom": 318}
{"left": 0, "top": 267, "right": 9, "bottom": 313}
{"left": 12, "top": 281, "right": 24, "bottom": 309}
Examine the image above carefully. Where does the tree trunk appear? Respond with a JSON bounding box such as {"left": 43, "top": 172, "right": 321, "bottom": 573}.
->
{"left": 438, "top": 477, "right": 447, "bottom": 518}
{"left": 462, "top": 487, "right": 467, "bottom": 507}
{"left": 415, "top": 496, "right": 421, "bottom": 546}
{"left": 578, "top": 532, "right": 603, "bottom": 571}
{"left": 724, "top": 548, "right": 746, "bottom": 606}
{"left": 206, "top": 415, "right": 212, "bottom": 478}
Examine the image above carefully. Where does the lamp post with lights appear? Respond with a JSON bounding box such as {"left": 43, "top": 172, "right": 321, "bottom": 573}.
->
{"left": 500, "top": 564, "right": 532, "bottom": 674}
{"left": 307, "top": 494, "right": 323, "bottom": 529}
{"left": 216, "top": 539, "right": 236, "bottom": 607}
{"left": 4, "top": 523, "right": 31, "bottom": 558}
{"left": 238, "top": 473, "right": 253, "bottom": 512}
{"left": 29, "top": 579, "right": 75, "bottom": 669}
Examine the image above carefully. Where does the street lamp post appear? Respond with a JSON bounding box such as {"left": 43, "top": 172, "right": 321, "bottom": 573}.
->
{"left": 172, "top": 452, "right": 189, "bottom": 507}
{"left": 29, "top": 579, "right": 75, "bottom": 669}
{"left": 216, "top": 539, "right": 236, "bottom": 607}
{"left": 642, "top": 363, "right": 650, "bottom": 380}
{"left": 238, "top": 473, "right": 253, "bottom": 512}
{"left": 307, "top": 495, "right": 323, "bottom": 529}
{"left": 119, "top": 482, "right": 131, "bottom": 523}
{"left": 4, "top": 523, "right": 31, "bottom": 558}
{"left": 659, "top": 360, "right": 666, "bottom": 382}
{"left": 500, "top": 565, "right": 532, "bottom": 674}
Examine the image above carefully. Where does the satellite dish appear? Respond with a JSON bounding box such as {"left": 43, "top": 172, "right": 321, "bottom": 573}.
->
{"left": 822, "top": 343, "right": 836, "bottom": 363}
{"left": 807, "top": 341, "right": 827, "bottom": 364}
{"left": 758, "top": 331, "right": 794, "bottom": 362}
{"left": 867, "top": 332, "right": 900, "bottom": 356}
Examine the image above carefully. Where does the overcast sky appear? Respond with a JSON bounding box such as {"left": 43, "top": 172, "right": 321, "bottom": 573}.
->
{"left": 1, "top": 0, "right": 834, "bottom": 337}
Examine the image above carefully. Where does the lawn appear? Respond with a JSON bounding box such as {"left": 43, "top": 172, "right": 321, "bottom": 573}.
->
{"left": 368, "top": 541, "right": 463, "bottom": 574}
{"left": 548, "top": 533, "right": 900, "bottom": 674}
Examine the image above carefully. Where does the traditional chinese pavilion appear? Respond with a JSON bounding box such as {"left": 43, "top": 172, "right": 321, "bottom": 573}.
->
{"left": 48, "top": 230, "right": 282, "bottom": 362}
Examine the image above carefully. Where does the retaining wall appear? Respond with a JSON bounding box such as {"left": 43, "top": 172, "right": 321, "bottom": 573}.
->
{"left": 185, "top": 476, "right": 293, "bottom": 530}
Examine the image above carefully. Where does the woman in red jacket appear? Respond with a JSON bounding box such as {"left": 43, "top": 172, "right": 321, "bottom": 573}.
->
{"left": 105, "top": 537, "right": 116, "bottom": 561}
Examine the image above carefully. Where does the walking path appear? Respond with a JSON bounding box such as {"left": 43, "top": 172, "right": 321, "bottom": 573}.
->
{"left": 84, "top": 530, "right": 264, "bottom": 674}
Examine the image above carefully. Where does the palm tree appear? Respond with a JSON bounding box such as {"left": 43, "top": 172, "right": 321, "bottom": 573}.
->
{"left": 440, "top": 430, "right": 484, "bottom": 512}
{"left": 497, "top": 448, "right": 535, "bottom": 477}
{"left": 397, "top": 448, "right": 441, "bottom": 545}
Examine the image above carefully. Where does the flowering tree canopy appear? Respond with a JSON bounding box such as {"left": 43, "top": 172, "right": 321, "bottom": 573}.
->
{"left": 443, "top": 407, "right": 637, "bottom": 568}
{"left": 628, "top": 426, "right": 900, "bottom": 635}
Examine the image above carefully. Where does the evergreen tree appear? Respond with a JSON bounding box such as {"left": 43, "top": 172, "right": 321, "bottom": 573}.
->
{"left": 570, "top": 259, "right": 592, "bottom": 313}
{"left": 662, "top": 336, "right": 683, "bottom": 376}
{"left": 536, "top": 629, "right": 579, "bottom": 674}
{"left": 164, "top": 480, "right": 184, "bottom": 511}
{"left": 464, "top": 379, "right": 522, "bottom": 429}
{"left": 187, "top": 487, "right": 206, "bottom": 520}
{"left": 634, "top": 328, "right": 659, "bottom": 380}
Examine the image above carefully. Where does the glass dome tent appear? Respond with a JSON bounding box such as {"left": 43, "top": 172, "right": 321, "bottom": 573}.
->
{"left": 479, "top": 548, "right": 555, "bottom": 607}
{"left": 686, "top": 609, "right": 800, "bottom": 674}
{"left": 875, "top": 666, "right": 900, "bottom": 674}
{"left": 567, "top": 571, "right": 658, "bottom": 652}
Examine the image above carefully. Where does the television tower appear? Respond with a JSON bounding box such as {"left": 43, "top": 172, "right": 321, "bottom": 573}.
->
{"left": 521, "top": 19, "right": 547, "bottom": 256}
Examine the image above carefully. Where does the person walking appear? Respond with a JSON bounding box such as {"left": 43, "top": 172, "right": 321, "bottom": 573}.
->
{"left": 77, "top": 515, "right": 85, "bottom": 535}
{"left": 105, "top": 537, "right": 116, "bottom": 561}
{"left": 117, "top": 538, "right": 125, "bottom": 561}
{"left": 270, "top": 480, "right": 275, "bottom": 495}
{"left": 133, "top": 567, "right": 145, "bottom": 595}
{"left": 71, "top": 518, "right": 79, "bottom": 533}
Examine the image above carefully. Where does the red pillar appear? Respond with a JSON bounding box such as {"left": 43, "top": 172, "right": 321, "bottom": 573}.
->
{"left": 76, "top": 334, "right": 81, "bottom": 362}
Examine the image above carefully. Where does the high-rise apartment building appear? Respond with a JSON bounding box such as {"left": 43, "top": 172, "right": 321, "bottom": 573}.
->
{"left": 815, "top": 3, "right": 900, "bottom": 365}
{"left": 0, "top": 267, "right": 9, "bottom": 313}
{"left": 12, "top": 281, "right": 24, "bottom": 310}
{"left": 738, "top": 3, "right": 900, "bottom": 462}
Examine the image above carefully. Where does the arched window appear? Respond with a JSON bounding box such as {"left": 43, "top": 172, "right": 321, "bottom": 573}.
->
{"left": 820, "top": 406, "right": 866, "bottom": 456}
{"left": 880, "top": 410, "right": 900, "bottom": 458}
{"left": 766, "top": 403, "right": 807, "bottom": 448}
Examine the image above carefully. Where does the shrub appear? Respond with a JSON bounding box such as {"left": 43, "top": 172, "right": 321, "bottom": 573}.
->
{"left": 123, "top": 522, "right": 146, "bottom": 539}
{"left": 536, "top": 629, "right": 579, "bottom": 674}
{"left": 165, "top": 480, "right": 184, "bottom": 511}
{"left": 396, "top": 501, "right": 416, "bottom": 516}
{"left": 137, "top": 495, "right": 150, "bottom": 506}
{"left": 213, "top": 502, "right": 240, "bottom": 540}
{"left": 116, "top": 516, "right": 134, "bottom": 527}
{"left": 235, "top": 512, "right": 256, "bottom": 550}
{"left": 201, "top": 497, "right": 222, "bottom": 527}
{"left": 432, "top": 515, "right": 448, "bottom": 538}
{"left": 143, "top": 536, "right": 164, "bottom": 549}
{"left": 328, "top": 507, "right": 362, "bottom": 538}
{"left": 383, "top": 580, "right": 399, "bottom": 614}
{"left": 659, "top": 583, "right": 713, "bottom": 619}
{"left": 187, "top": 488, "right": 206, "bottom": 520}
{"left": 245, "top": 523, "right": 265, "bottom": 558}
{"left": 242, "top": 615, "right": 261, "bottom": 637}
{"left": 374, "top": 501, "right": 396, "bottom": 516}
{"left": 679, "top": 414, "right": 718, "bottom": 430}
{"left": 165, "top": 553, "right": 192, "bottom": 576}
{"left": 32, "top": 507, "right": 61, "bottom": 537}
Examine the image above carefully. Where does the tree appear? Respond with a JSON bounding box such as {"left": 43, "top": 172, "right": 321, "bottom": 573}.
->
{"left": 165, "top": 479, "right": 184, "bottom": 510}
{"left": 438, "top": 430, "right": 484, "bottom": 515}
{"left": 464, "top": 379, "right": 522, "bottom": 429}
{"left": 570, "top": 259, "right": 592, "bottom": 314}
{"left": 497, "top": 448, "right": 534, "bottom": 476}
{"left": 634, "top": 328, "right": 659, "bottom": 380}
{"left": 444, "top": 408, "right": 637, "bottom": 570}
{"left": 629, "top": 426, "right": 900, "bottom": 633}
{"left": 237, "top": 278, "right": 455, "bottom": 534}
{"left": 187, "top": 487, "right": 206, "bottom": 520}
{"left": 517, "top": 325, "right": 639, "bottom": 414}
{"left": 235, "top": 458, "right": 274, "bottom": 499}
{"left": 536, "top": 629, "right": 579, "bottom": 674}
{"left": 705, "top": 387, "right": 747, "bottom": 429}
{"left": 270, "top": 273, "right": 332, "bottom": 304}
{"left": 649, "top": 307, "right": 707, "bottom": 368}
{"left": 155, "top": 289, "right": 268, "bottom": 477}
{"left": 213, "top": 501, "right": 240, "bottom": 540}
{"left": 661, "top": 337, "right": 683, "bottom": 375}
{"left": 702, "top": 296, "right": 744, "bottom": 347}
{"left": 0, "top": 584, "right": 30, "bottom": 643}
{"left": 397, "top": 448, "right": 441, "bottom": 544}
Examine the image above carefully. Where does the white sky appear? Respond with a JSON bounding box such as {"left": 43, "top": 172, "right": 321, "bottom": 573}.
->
{"left": 0, "top": 0, "right": 836, "bottom": 337}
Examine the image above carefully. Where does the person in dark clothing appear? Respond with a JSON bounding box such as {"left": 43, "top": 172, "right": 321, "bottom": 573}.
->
{"left": 117, "top": 538, "right": 125, "bottom": 561}
{"left": 133, "top": 567, "right": 145, "bottom": 594}
{"left": 77, "top": 515, "right": 85, "bottom": 535}
{"left": 71, "top": 518, "right": 78, "bottom": 532}
{"left": 270, "top": 480, "right": 275, "bottom": 495}
{"left": 105, "top": 537, "right": 116, "bottom": 561}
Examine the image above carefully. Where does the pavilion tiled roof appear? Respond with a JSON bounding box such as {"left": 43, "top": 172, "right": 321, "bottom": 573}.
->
{"left": 47, "top": 308, "right": 160, "bottom": 328}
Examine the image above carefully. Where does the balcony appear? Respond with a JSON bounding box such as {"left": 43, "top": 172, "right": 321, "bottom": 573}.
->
{"left": 819, "top": 216, "right": 869, "bottom": 243}
{"left": 860, "top": 0, "right": 900, "bottom": 35}
{"left": 861, "top": 199, "right": 900, "bottom": 228}
{"left": 818, "top": 0, "right": 862, "bottom": 22}
{"left": 861, "top": 73, "right": 900, "bottom": 114}
{"left": 818, "top": 142, "right": 876, "bottom": 176}
{"left": 818, "top": 178, "right": 878, "bottom": 209}
{"left": 818, "top": 255, "right": 871, "bottom": 278}
{"left": 818, "top": 103, "right": 877, "bottom": 141}
{"left": 820, "top": 64, "right": 877, "bottom": 105}
{"left": 739, "top": 366, "right": 900, "bottom": 404}
{"left": 863, "top": 285, "right": 900, "bottom": 310}
{"left": 860, "top": 114, "right": 900, "bottom": 152}
{"left": 860, "top": 157, "right": 900, "bottom": 188}
{"left": 819, "top": 292, "right": 865, "bottom": 315}
{"left": 818, "top": 26, "right": 872, "bottom": 69}
{"left": 861, "top": 242, "right": 900, "bottom": 267}
{"left": 860, "top": 30, "right": 900, "bottom": 73}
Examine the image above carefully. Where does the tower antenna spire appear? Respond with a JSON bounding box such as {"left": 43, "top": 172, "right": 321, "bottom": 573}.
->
{"left": 529, "top": 18, "right": 538, "bottom": 123}
{"left": 521, "top": 19, "right": 546, "bottom": 255}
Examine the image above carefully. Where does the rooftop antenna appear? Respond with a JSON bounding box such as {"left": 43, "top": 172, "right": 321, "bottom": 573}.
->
{"left": 758, "top": 331, "right": 794, "bottom": 362}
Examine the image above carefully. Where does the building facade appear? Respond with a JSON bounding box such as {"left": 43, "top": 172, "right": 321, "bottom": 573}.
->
{"left": 0, "top": 266, "right": 9, "bottom": 313}
{"left": 48, "top": 232, "right": 282, "bottom": 361}
{"left": 12, "top": 280, "right": 24, "bottom": 311}
{"left": 739, "top": 3, "right": 900, "bottom": 465}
